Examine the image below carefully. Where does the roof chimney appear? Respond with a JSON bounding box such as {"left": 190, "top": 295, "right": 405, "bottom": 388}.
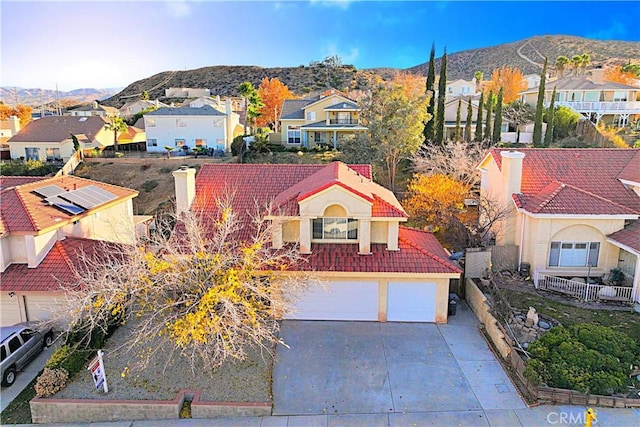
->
{"left": 172, "top": 167, "right": 196, "bottom": 216}
{"left": 500, "top": 150, "right": 525, "bottom": 205}
{"left": 8, "top": 115, "right": 20, "bottom": 134}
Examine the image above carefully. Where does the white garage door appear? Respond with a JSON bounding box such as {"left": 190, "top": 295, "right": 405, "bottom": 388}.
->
{"left": 286, "top": 281, "right": 378, "bottom": 321}
{"left": 387, "top": 282, "right": 437, "bottom": 322}
{"left": 1, "top": 297, "right": 21, "bottom": 326}
{"left": 25, "top": 294, "right": 65, "bottom": 322}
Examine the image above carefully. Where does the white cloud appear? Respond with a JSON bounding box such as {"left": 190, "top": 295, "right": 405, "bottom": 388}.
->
{"left": 165, "top": 0, "right": 192, "bottom": 19}
{"left": 309, "top": 0, "right": 352, "bottom": 10}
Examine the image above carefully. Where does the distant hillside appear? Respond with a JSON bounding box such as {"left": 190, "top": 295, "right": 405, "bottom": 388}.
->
{"left": 0, "top": 87, "right": 120, "bottom": 107}
{"left": 103, "top": 65, "right": 391, "bottom": 107}
{"left": 409, "top": 35, "right": 640, "bottom": 80}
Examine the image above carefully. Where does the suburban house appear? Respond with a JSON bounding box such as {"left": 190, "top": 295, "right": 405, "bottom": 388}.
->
{"left": 520, "top": 69, "right": 640, "bottom": 127}
{"left": 0, "top": 175, "right": 144, "bottom": 326}
{"left": 7, "top": 116, "right": 114, "bottom": 161}
{"left": 143, "top": 105, "right": 239, "bottom": 153}
{"left": 68, "top": 101, "right": 120, "bottom": 118}
{"left": 445, "top": 79, "right": 476, "bottom": 99}
{"left": 119, "top": 99, "right": 168, "bottom": 118}
{"left": 173, "top": 162, "right": 461, "bottom": 323}
{"left": 165, "top": 88, "right": 210, "bottom": 98}
{"left": 1, "top": 116, "right": 21, "bottom": 159}
{"left": 116, "top": 125, "right": 146, "bottom": 149}
{"left": 277, "top": 89, "right": 368, "bottom": 148}
{"left": 478, "top": 148, "right": 640, "bottom": 303}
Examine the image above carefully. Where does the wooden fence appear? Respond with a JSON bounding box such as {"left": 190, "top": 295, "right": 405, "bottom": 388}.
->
{"left": 55, "top": 150, "right": 82, "bottom": 177}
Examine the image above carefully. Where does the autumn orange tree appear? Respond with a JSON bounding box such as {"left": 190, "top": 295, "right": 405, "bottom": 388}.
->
{"left": 404, "top": 174, "right": 470, "bottom": 229}
{"left": 0, "top": 104, "right": 33, "bottom": 127}
{"left": 603, "top": 66, "right": 638, "bottom": 86}
{"left": 483, "top": 66, "right": 527, "bottom": 104}
{"left": 256, "top": 77, "right": 296, "bottom": 131}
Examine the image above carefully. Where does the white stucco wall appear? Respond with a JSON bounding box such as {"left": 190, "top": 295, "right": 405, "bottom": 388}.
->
{"left": 144, "top": 115, "right": 228, "bottom": 152}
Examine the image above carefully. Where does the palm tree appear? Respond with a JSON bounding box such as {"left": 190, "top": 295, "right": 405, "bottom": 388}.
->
{"left": 555, "top": 56, "right": 570, "bottom": 78}
{"left": 571, "top": 55, "right": 582, "bottom": 76}
{"left": 580, "top": 53, "right": 591, "bottom": 75}
{"left": 474, "top": 71, "right": 484, "bottom": 93}
{"left": 238, "top": 82, "right": 263, "bottom": 135}
{"left": 105, "top": 116, "right": 127, "bottom": 153}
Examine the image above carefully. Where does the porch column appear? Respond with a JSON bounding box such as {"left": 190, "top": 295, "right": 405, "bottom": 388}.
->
{"left": 633, "top": 255, "right": 640, "bottom": 303}
{"left": 299, "top": 218, "right": 311, "bottom": 254}
{"left": 358, "top": 219, "right": 371, "bottom": 255}
{"left": 271, "top": 219, "right": 283, "bottom": 249}
{"left": 333, "top": 130, "right": 337, "bottom": 149}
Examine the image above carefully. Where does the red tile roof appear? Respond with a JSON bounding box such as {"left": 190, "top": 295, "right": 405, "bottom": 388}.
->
{"left": 0, "top": 175, "right": 138, "bottom": 234}
{"left": 194, "top": 163, "right": 404, "bottom": 240}
{"left": 0, "top": 237, "right": 111, "bottom": 292}
{"left": 292, "top": 227, "right": 460, "bottom": 274}
{"left": 491, "top": 148, "right": 640, "bottom": 215}
{"left": 608, "top": 220, "right": 640, "bottom": 253}
{"left": 0, "top": 176, "right": 46, "bottom": 190}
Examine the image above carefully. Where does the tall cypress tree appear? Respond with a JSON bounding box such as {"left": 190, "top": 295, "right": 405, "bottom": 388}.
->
{"left": 475, "top": 91, "right": 484, "bottom": 141}
{"left": 544, "top": 86, "right": 557, "bottom": 147}
{"left": 484, "top": 90, "right": 493, "bottom": 142}
{"left": 454, "top": 99, "right": 462, "bottom": 141}
{"left": 435, "top": 48, "right": 447, "bottom": 145}
{"left": 492, "top": 87, "right": 504, "bottom": 145}
{"left": 423, "top": 43, "right": 437, "bottom": 144}
{"left": 464, "top": 97, "right": 473, "bottom": 142}
{"left": 533, "top": 58, "right": 548, "bottom": 147}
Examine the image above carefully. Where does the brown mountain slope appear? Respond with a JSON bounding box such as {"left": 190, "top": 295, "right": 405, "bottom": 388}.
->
{"left": 409, "top": 35, "right": 640, "bottom": 80}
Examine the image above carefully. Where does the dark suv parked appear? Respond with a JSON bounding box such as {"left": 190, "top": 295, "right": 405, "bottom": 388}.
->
{"left": 1, "top": 323, "right": 54, "bottom": 387}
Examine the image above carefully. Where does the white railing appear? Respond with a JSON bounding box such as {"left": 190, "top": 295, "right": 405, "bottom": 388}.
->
{"left": 55, "top": 150, "right": 83, "bottom": 177}
{"left": 535, "top": 272, "right": 634, "bottom": 302}
{"left": 555, "top": 101, "right": 640, "bottom": 113}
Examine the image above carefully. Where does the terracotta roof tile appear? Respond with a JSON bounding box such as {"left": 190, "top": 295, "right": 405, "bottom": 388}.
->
{"left": 608, "top": 220, "right": 640, "bottom": 253}
{"left": 0, "top": 237, "right": 111, "bottom": 292}
{"left": 491, "top": 148, "right": 640, "bottom": 215}
{"left": 1, "top": 176, "right": 138, "bottom": 233}
{"left": 0, "top": 176, "right": 47, "bottom": 191}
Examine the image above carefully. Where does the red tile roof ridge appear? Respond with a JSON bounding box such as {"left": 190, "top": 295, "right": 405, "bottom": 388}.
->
{"left": 532, "top": 181, "right": 638, "bottom": 214}
{"left": 54, "top": 240, "right": 76, "bottom": 273}
{"left": 373, "top": 195, "right": 408, "bottom": 218}
{"left": 398, "top": 226, "right": 462, "bottom": 273}
{"left": 528, "top": 181, "right": 565, "bottom": 213}
{"left": 12, "top": 187, "right": 40, "bottom": 231}
{"left": 490, "top": 147, "right": 640, "bottom": 170}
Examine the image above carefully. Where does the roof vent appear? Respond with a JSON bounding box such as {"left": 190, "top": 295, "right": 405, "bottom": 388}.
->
{"left": 79, "top": 117, "right": 87, "bottom": 122}
{"left": 343, "top": 103, "right": 347, "bottom": 108}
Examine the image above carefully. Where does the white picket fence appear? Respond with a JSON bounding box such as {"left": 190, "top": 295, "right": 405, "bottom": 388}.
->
{"left": 535, "top": 273, "right": 634, "bottom": 302}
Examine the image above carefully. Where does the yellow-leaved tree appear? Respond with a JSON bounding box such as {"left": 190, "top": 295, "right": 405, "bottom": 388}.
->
{"left": 56, "top": 203, "right": 316, "bottom": 373}
{"left": 483, "top": 66, "right": 527, "bottom": 104}
{"left": 404, "top": 174, "right": 470, "bottom": 230}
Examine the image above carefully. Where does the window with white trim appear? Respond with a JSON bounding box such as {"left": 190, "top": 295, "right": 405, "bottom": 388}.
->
{"left": 305, "top": 111, "right": 316, "bottom": 121}
{"left": 312, "top": 218, "right": 358, "bottom": 240}
{"left": 618, "top": 248, "right": 636, "bottom": 278}
{"left": 287, "top": 126, "right": 301, "bottom": 144}
{"left": 147, "top": 138, "right": 157, "bottom": 147}
{"left": 45, "top": 148, "right": 61, "bottom": 160}
{"left": 175, "top": 138, "right": 185, "bottom": 147}
{"left": 548, "top": 241, "right": 599, "bottom": 267}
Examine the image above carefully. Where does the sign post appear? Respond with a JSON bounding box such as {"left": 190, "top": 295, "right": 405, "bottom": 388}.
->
{"left": 88, "top": 350, "right": 108, "bottom": 393}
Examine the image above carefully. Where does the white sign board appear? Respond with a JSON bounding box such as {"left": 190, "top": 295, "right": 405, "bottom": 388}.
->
{"left": 88, "top": 350, "right": 108, "bottom": 393}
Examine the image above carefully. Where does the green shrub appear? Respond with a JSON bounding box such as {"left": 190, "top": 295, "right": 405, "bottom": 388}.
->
{"left": 231, "top": 135, "right": 248, "bottom": 156}
{"left": 0, "top": 160, "right": 59, "bottom": 176}
{"left": 523, "top": 324, "right": 639, "bottom": 395}
{"left": 45, "top": 345, "right": 91, "bottom": 376}
{"left": 159, "top": 167, "right": 173, "bottom": 174}
{"left": 141, "top": 180, "right": 159, "bottom": 192}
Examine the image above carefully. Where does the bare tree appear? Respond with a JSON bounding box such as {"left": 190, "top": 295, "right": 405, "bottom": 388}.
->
{"left": 54, "top": 202, "right": 317, "bottom": 373}
{"left": 412, "top": 140, "right": 486, "bottom": 190}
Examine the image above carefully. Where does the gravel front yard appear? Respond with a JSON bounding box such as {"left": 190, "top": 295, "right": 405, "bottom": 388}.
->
{"left": 52, "top": 322, "right": 273, "bottom": 402}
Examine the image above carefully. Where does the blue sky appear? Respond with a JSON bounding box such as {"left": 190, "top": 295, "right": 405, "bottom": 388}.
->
{"left": 1, "top": 0, "right": 639, "bottom": 91}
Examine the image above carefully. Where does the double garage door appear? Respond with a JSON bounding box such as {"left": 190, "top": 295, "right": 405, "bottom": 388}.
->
{"left": 0, "top": 293, "right": 65, "bottom": 326}
{"left": 285, "top": 281, "right": 437, "bottom": 322}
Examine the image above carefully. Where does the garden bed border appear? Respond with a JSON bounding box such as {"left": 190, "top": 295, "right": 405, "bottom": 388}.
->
{"left": 30, "top": 389, "right": 271, "bottom": 424}
{"left": 464, "top": 277, "right": 640, "bottom": 409}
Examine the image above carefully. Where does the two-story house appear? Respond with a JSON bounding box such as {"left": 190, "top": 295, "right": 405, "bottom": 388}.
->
{"left": 478, "top": 148, "right": 640, "bottom": 303}
{"left": 119, "top": 99, "right": 168, "bottom": 118}
{"left": 278, "top": 89, "right": 368, "bottom": 149}
{"left": 519, "top": 69, "right": 640, "bottom": 127}
{"left": 7, "top": 116, "right": 114, "bottom": 161}
{"left": 0, "top": 176, "right": 143, "bottom": 326}
{"left": 143, "top": 105, "right": 238, "bottom": 153}
{"left": 173, "top": 162, "right": 461, "bottom": 323}
{"left": 68, "top": 101, "right": 120, "bottom": 118}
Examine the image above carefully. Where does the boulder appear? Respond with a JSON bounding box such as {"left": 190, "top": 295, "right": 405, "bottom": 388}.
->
{"left": 526, "top": 306, "right": 539, "bottom": 327}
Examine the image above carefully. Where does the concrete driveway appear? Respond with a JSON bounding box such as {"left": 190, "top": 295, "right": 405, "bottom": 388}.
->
{"left": 273, "top": 301, "right": 525, "bottom": 418}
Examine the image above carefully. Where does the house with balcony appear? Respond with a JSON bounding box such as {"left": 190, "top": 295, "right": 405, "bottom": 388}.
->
{"left": 7, "top": 116, "right": 114, "bottom": 161}
{"left": 143, "top": 104, "right": 239, "bottom": 153}
{"left": 173, "top": 162, "right": 461, "bottom": 322}
{"left": 0, "top": 175, "right": 146, "bottom": 326}
{"left": 519, "top": 69, "right": 640, "bottom": 127}
{"left": 277, "top": 89, "right": 367, "bottom": 149}
{"left": 478, "top": 148, "right": 640, "bottom": 303}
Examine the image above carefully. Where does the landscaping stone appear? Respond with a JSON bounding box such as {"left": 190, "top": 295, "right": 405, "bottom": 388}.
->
{"left": 538, "top": 320, "right": 551, "bottom": 330}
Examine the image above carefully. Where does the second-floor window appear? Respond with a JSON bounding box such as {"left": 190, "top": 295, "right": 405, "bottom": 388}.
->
{"left": 312, "top": 218, "right": 357, "bottom": 240}
{"left": 147, "top": 138, "right": 158, "bottom": 147}
{"left": 306, "top": 111, "right": 316, "bottom": 121}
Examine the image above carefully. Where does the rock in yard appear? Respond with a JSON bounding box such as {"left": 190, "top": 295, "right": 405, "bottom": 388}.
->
{"left": 538, "top": 320, "right": 551, "bottom": 330}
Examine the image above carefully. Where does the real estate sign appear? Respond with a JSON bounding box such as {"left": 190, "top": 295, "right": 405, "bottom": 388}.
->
{"left": 88, "top": 350, "right": 108, "bottom": 393}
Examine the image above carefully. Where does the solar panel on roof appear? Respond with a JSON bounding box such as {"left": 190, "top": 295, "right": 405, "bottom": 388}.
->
{"left": 82, "top": 185, "right": 117, "bottom": 204}
{"left": 73, "top": 187, "right": 106, "bottom": 205}
{"left": 32, "top": 185, "right": 66, "bottom": 198}
{"left": 45, "top": 196, "right": 86, "bottom": 215}
{"left": 58, "top": 191, "right": 99, "bottom": 209}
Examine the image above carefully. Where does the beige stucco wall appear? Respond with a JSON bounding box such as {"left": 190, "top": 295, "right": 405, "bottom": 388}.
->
{"left": 521, "top": 216, "right": 627, "bottom": 277}
{"left": 299, "top": 187, "right": 372, "bottom": 219}
{"left": 282, "top": 220, "right": 300, "bottom": 242}
{"left": 1, "top": 235, "right": 28, "bottom": 271}
{"left": 59, "top": 200, "right": 136, "bottom": 245}
{"left": 371, "top": 221, "right": 388, "bottom": 244}
{"left": 9, "top": 140, "right": 75, "bottom": 162}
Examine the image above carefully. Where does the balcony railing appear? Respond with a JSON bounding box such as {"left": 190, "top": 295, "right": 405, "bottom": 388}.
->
{"left": 534, "top": 272, "right": 634, "bottom": 302}
{"left": 329, "top": 118, "right": 359, "bottom": 125}
{"left": 554, "top": 101, "right": 640, "bottom": 113}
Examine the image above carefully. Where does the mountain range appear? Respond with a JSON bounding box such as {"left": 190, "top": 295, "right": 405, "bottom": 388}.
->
{"left": 0, "top": 87, "right": 121, "bottom": 108}
{"left": 3, "top": 35, "right": 639, "bottom": 108}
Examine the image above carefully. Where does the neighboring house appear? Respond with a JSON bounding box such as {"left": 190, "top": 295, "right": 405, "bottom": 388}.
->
{"left": 165, "top": 88, "right": 210, "bottom": 98}
{"left": 445, "top": 79, "right": 476, "bottom": 99}
{"left": 0, "top": 175, "right": 144, "bottom": 326}
{"left": 117, "top": 126, "right": 146, "bottom": 149}
{"left": 68, "top": 101, "right": 120, "bottom": 118}
{"left": 523, "top": 74, "right": 541, "bottom": 90}
{"left": 7, "top": 116, "right": 113, "bottom": 161}
{"left": 119, "top": 99, "right": 168, "bottom": 118}
{"left": 478, "top": 148, "right": 640, "bottom": 302}
{"left": 520, "top": 69, "right": 640, "bottom": 127}
{"left": 173, "top": 162, "right": 461, "bottom": 322}
{"left": 277, "top": 89, "right": 368, "bottom": 148}
{"left": 0, "top": 116, "right": 21, "bottom": 159}
{"left": 143, "top": 105, "right": 237, "bottom": 153}
{"left": 442, "top": 97, "right": 478, "bottom": 140}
